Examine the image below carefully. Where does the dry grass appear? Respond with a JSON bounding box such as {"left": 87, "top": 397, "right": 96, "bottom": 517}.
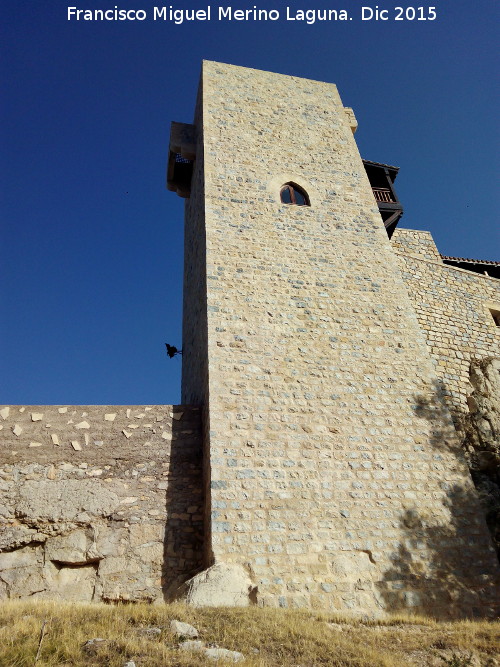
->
{"left": 0, "top": 600, "right": 498, "bottom": 666}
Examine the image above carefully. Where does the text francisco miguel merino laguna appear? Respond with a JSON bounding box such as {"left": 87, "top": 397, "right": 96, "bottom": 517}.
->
{"left": 67, "top": 5, "right": 438, "bottom": 23}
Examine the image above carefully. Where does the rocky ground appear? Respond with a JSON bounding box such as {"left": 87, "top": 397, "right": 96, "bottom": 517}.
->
{"left": 0, "top": 600, "right": 498, "bottom": 666}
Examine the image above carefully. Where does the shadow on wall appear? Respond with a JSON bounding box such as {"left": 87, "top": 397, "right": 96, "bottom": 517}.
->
{"left": 377, "top": 485, "right": 499, "bottom": 618}
{"left": 377, "top": 381, "right": 500, "bottom": 619}
{"left": 411, "top": 360, "right": 500, "bottom": 563}
{"left": 162, "top": 407, "right": 204, "bottom": 600}
{"left": 461, "top": 358, "right": 500, "bottom": 562}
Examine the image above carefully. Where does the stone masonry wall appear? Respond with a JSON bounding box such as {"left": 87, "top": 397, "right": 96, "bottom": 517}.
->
{"left": 390, "top": 228, "right": 443, "bottom": 263}
{"left": 391, "top": 228, "right": 500, "bottom": 415}
{"left": 185, "top": 62, "right": 500, "bottom": 617}
{"left": 0, "top": 405, "right": 203, "bottom": 602}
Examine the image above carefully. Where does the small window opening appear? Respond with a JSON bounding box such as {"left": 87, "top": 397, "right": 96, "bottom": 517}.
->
{"left": 490, "top": 308, "right": 500, "bottom": 327}
{"left": 280, "top": 183, "right": 310, "bottom": 206}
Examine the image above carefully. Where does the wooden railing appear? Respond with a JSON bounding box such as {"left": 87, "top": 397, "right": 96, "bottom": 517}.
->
{"left": 372, "top": 187, "right": 394, "bottom": 203}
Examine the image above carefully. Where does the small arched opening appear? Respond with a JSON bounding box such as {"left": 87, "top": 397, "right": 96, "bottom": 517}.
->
{"left": 280, "top": 182, "right": 310, "bottom": 206}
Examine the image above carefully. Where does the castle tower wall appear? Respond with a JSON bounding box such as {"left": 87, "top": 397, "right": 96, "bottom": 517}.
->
{"left": 181, "top": 62, "right": 499, "bottom": 616}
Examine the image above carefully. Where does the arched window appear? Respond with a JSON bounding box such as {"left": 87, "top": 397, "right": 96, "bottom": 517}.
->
{"left": 280, "top": 183, "right": 310, "bottom": 206}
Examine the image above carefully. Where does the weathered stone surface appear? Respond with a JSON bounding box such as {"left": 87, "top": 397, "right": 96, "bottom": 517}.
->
{"left": 330, "top": 552, "right": 377, "bottom": 582}
{"left": 45, "top": 529, "right": 99, "bottom": 564}
{"left": 170, "top": 620, "right": 199, "bottom": 638}
{"left": 204, "top": 648, "right": 245, "bottom": 662}
{"left": 17, "top": 480, "right": 120, "bottom": 522}
{"left": 129, "top": 523, "right": 164, "bottom": 547}
{"left": 40, "top": 561, "right": 97, "bottom": 601}
{"left": 94, "top": 526, "right": 128, "bottom": 558}
{"left": 181, "top": 563, "right": 256, "bottom": 608}
{"left": 10, "top": 571, "right": 47, "bottom": 598}
{"left": 0, "top": 549, "right": 46, "bottom": 597}
{"left": 178, "top": 640, "right": 204, "bottom": 652}
{"left": 97, "top": 556, "right": 157, "bottom": 603}
{"left": 98, "top": 556, "right": 141, "bottom": 577}
{"left": 133, "top": 542, "right": 163, "bottom": 566}
{"left": 0, "top": 545, "right": 43, "bottom": 571}
{"left": 0, "top": 543, "right": 97, "bottom": 600}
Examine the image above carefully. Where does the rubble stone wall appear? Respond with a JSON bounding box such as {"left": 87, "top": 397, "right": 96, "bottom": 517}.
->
{"left": 0, "top": 405, "right": 203, "bottom": 602}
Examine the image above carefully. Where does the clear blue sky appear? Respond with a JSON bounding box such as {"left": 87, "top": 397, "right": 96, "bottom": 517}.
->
{"left": 1, "top": 0, "right": 498, "bottom": 405}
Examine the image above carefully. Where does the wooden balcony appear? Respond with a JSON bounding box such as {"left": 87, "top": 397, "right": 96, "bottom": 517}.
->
{"left": 372, "top": 187, "right": 395, "bottom": 203}
{"left": 362, "top": 159, "right": 404, "bottom": 238}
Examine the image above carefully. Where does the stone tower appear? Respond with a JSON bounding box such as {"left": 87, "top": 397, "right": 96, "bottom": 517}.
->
{"left": 168, "top": 62, "right": 499, "bottom": 616}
